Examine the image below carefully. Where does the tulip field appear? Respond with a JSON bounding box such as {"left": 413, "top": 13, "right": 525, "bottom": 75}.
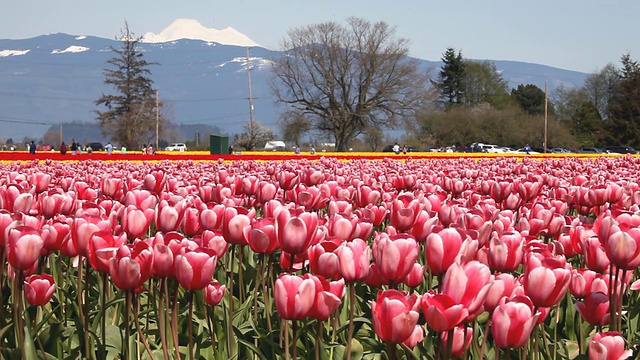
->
{"left": 1, "top": 152, "right": 640, "bottom": 359}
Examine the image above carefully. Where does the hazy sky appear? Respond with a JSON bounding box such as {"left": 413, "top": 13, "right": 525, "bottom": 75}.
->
{"left": 1, "top": 0, "right": 637, "bottom": 73}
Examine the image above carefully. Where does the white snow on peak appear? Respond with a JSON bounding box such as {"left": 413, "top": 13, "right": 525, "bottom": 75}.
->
{"left": 75, "top": 35, "right": 87, "bottom": 40}
{"left": 0, "top": 49, "right": 30, "bottom": 57}
{"left": 217, "top": 56, "right": 273, "bottom": 72}
{"left": 142, "top": 19, "right": 260, "bottom": 47}
{"left": 52, "top": 46, "right": 90, "bottom": 54}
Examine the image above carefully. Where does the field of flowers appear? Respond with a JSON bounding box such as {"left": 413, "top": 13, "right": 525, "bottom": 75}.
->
{"left": 0, "top": 151, "right": 639, "bottom": 359}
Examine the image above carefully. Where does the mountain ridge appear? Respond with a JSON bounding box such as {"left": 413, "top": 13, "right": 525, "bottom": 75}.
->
{"left": 0, "top": 32, "right": 589, "bottom": 143}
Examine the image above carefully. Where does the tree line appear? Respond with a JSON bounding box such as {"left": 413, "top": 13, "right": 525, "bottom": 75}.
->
{"left": 95, "top": 19, "right": 640, "bottom": 152}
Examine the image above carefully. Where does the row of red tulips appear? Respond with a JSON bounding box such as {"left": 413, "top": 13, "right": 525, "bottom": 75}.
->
{"left": 1, "top": 156, "right": 639, "bottom": 359}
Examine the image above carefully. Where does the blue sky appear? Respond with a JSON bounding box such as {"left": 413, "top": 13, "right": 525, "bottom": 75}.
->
{"left": 1, "top": 0, "right": 637, "bottom": 73}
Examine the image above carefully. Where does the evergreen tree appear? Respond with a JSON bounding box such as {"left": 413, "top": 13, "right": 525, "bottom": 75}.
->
{"left": 511, "top": 84, "right": 547, "bottom": 115}
{"left": 436, "top": 47, "right": 466, "bottom": 108}
{"left": 95, "top": 22, "right": 164, "bottom": 149}
{"left": 607, "top": 53, "right": 640, "bottom": 146}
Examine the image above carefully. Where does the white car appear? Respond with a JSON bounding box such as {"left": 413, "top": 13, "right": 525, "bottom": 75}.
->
{"left": 165, "top": 143, "right": 187, "bottom": 151}
{"left": 481, "top": 144, "right": 503, "bottom": 153}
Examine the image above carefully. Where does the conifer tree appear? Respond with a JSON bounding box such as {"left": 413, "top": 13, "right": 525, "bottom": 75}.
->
{"left": 95, "top": 22, "right": 164, "bottom": 149}
{"left": 436, "top": 47, "right": 466, "bottom": 108}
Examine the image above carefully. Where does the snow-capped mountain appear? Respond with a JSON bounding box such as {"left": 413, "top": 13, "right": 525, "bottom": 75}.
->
{"left": 0, "top": 20, "right": 589, "bottom": 143}
{"left": 142, "top": 19, "right": 260, "bottom": 47}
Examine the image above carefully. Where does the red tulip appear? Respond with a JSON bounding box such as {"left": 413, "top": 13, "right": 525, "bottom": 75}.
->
{"left": 88, "top": 230, "right": 127, "bottom": 273}
{"left": 152, "top": 244, "right": 175, "bottom": 278}
{"left": 372, "top": 232, "right": 419, "bottom": 284}
{"left": 72, "top": 214, "right": 111, "bottom": 258}
{"left": 7, "top": 226, "right": 44, "bottom": 270}
{"left": 24, "top": 274, "right": 56, "bottom": 306}
{"left": 588, "top": 332, "right": 633, "bottom": 360}
{"left": 109, "top": 241, "right": 154, "bottom": 290}
{"left": 181, "top": 206, "right": 202, "bottom": 237}
{"left": 174, "top": 247, "right": 217, "bottom": 290}
{"left": 274, "top": 273, "right": 316, "bottom": 320}
{"left": 403, "top": 325, "right": 425, "bottom": 349}
{"left": 371, "top": 289, "right": 420, "bottom": 344}
{"left": 484, "top": 273, "right": 521, "bottom": 313}
{"left": 205, "top": 281, "right": 226, "bottom": 306}
{"left": 570, "top": 269, "right": 609, "bottom": 298}
{"left": 199, "top": 203, "right": 225, "bottom": 231}
{"left": 335, "top": 238, "right": 370, "bottom": 282}
{"left": 200, "top": 230, "right": 229, "bottom": 257}
{"left": 29, "top": 172, "right": 51, "bottom": 194}
{"left": 491, "top": 295, "right": 540, "bottom": 349}
{"left": 143, "top": 171, "right": 167, "bottom": 194}
{"left": 421, "top": 290, "right": 468, "bottom": 332}
{"left": 256, "top": 181, "right": 278, "bottom": 204}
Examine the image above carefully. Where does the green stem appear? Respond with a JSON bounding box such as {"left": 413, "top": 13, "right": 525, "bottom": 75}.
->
{"left": 285, "top": 320, "right": 290, "bottom": 360}
{"left": 446, "top": 328, "right": 454, "bottom": 360}
{"left": 386, "top": 342, "right": 398, "bottom": 360}
{"left": 228, "top": 245, "right": 236, "bottom": 358}
{"left": 346, "top": 284, "right": 356, "bottom": 360}
{"left": 124, "top": 290, "right": 131, "bottom": 360}
{"left": 315, "top": 321, "right": 322, "bottom": 360}
{"left": 292, "top": 321, "right": 298, "bottom": 360}
{"left": 188, "top": 291, "right": 194, "bottom": 360}
{"left": 14, "top": 270, "right": 25, "bottom": 360}
{"left": 238, "top": 246, "right": 244, "bottom": 304}
{"left": 101, "top": 272, "right": 107, "bottom": 360}
{"left": 135, "top": 293, "right": 157, "bottom": 360}
{"left": 77, "top": 258, "right": 86, "bottom": 357}
{"left": 84, "top": 259, "right": 91, "bottom": 359}
{"left": 171, "top": 282, "right": 181, "bottom": 360}
{"left": 619, "top": 268, "right": 628, "bottom": 332}
{"left": 156, "top": 278, "right": 170, "bottom": 360}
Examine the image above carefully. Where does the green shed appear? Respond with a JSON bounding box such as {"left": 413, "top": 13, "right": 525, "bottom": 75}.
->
{"left": 209, "top": 134, "right": 230, "bottom": 155}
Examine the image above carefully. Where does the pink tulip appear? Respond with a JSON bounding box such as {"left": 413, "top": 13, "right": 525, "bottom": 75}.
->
{"left": 425, "top": 228, "right": 464, "bottom": 276}
{"left": 487, "top": 231, "right": 524, "bottom": 272}
{"left": 123, "top": 189, "right": 158, "bottom": 211}
{"left": 274, "top": 273, "right": 316, "bottom": 320}
{"left": 492, "top": 295, "right": 540, "bottom": 348}
{"left": 335, "top": 238, "right": 370, "bottom": 282}
{"left": 41, "top": 219, "right": 71, "bottom": 253}
{"left": 24, "top": 274, "right": 56, "bottom": 306}
{"left": 584, "top": 237, "right": 611, "bottom": 273}
{"left": 122, "top": 205, "right": 155, "bottom": 240}
{"left": 308, "top": 240, "right": 341, "bottom": 280}
{"left": 403, "top": 325, "right": 425, "bottom": 349}
{"left": 441, "top": 261, "right": 492, "bottom": 320}
{"left": 155, "top": 199, "right": 187, "bottom": 233}
{"left": 38, "top": 189, "right": 75, "bottom": 218}
{"left": 389, "top": 194, "right": 422, "bottom": 232}
{"left": 523, "top": 253, "right": 572, "bottom": 308}
{"left": 440, "top": 325, "right": 473, "bottom": 357}
{"left": 403, "top": 263, "right": 425, "bottom": 288}
{"left": 244, "top": 217, "right": 278, "bottom": 254}
{"left": 275, "top": 208, "right": 320, "bottom": 255}
{"left": 205, "top": 281, "right": 226, "bottom": 306}
{"left": 7, "top": 226, "right": 44, "bottom": 270}
{"left": 605, "top": 227, "right": 640, "bottom": 270}
{"left": 575, "top": 292, "right": 611, "bottom": 326}
{"left": 109, "top": 241, "right": 154, "bottom": 291}
{"left": 174, "top": 247, "right": 217, "bottom": 290}
{"left": 181, "top": 206, "right": 202, "bottom": 237}
{"left": 222, "top": 206, "right": 252, "bottom": 246}
{"left": 371, "top": 289, "right": 420, "bottom": 344}
{"left": 88, "top": 230, "right": 127, "bottom": 273}
{"left": 588, "top": 332, "right": 633, "bottom": 360}
{"left": 306, "top": 275, "right": 342, "bottom": 321}
{"left": 372, "top": 232, "right": 419, "bottom": 284}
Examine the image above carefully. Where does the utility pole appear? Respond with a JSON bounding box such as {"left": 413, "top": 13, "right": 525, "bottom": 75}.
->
{"left": 246, "top": 47, "right": 255, "bottom": 149}
{"left": 60, "top": 123, "right": 63, "bottom": 146}
{"left": 544, "top": 81, "right": 548, "bottom": 153}
{"left": 155, "top": 90, "right": 159, "bottom": 150}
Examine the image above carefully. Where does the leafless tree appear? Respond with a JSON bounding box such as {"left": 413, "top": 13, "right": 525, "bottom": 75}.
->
{"left": 271, "top": 17, "right": 425, "bottom": 151}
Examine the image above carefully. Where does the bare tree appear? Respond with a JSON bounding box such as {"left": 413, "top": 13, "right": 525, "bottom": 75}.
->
{"left": 271, "top": 17, "right": 425, "bottom": 151}
{"left": 232, "top": 121, "right": 276, "bottom": 150}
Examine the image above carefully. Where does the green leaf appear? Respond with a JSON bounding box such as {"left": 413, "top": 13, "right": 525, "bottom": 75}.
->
{"left": 23, "top": 323, "right": 39, "bottom": 360}
{"left": 237, "top": 337, "right": 268, "bottom": 360}
{"left": 344, "top": 338, "right": 363, "bottom": 360}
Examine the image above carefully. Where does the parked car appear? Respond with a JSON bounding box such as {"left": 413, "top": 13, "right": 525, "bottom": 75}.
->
{"left": 514, "top": 148, "right": 540, "bottom": 154}
{"left": 549, "top": 148, "right": 572, "bottom": 153}
{"left": 603, "top": 146, "right": 638, "bottom": 154}
{"left": 165, "top": 143, "right": 187, "bottom": 151}
{"left": 578, "top": 147, "right": 603, "bottom": 154}
{"left": 382, "top": 145, "right": 419, "bottom": 153}
{"left": 86, "top": 142, "right": 103, "bottom": 151}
